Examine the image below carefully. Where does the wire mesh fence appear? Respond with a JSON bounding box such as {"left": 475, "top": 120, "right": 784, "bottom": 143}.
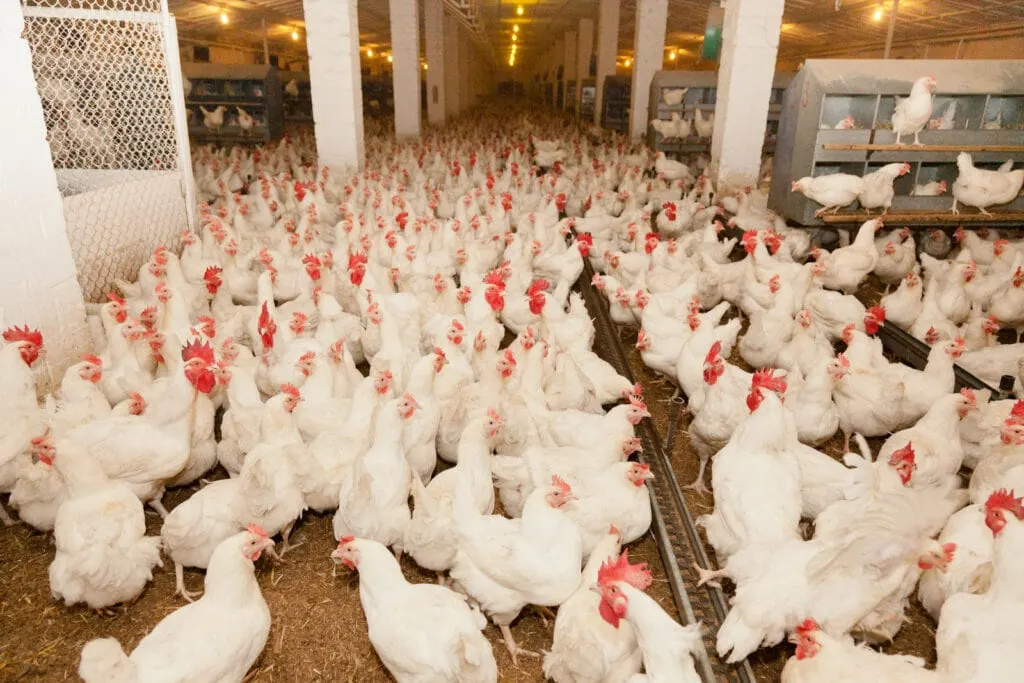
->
{"left": 21, "top": 0, "right": 191, "bottom": 301}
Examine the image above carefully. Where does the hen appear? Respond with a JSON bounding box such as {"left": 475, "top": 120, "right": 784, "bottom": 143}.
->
{"left": 78, "top": 527, "right": 273, "bottom": 683}
{"left": 332, "top": 537, "right": 498, "bottom": 683}
{"left": 952, "top": 152, "right": 1024, "bottom": 215}
{"left": 891, "top": 76, "right": 936, "bottom": 146}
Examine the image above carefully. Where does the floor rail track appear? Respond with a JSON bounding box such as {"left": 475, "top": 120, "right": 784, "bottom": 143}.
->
{"left": 576, "top": 260, "right": 757, "bottom": 683}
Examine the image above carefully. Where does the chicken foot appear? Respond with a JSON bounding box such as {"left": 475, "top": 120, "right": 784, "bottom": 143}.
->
{"left": 277, "top": 520, "right": 304, "bottom": 557}
{"left": 499, "top": 624, "right": 540, "bottom": 667}
{"left": 174, "top": 562, "right": 203, "bottom": 602}
{"left": 683, "top": 457, "right": 712, "bottom": 495}
{"left": 692, "top": 562, "right": 728, "bottom": 589}
{"left": 532, "top": 604, "right": 557, "bottom": 627}
{"left": 149, "top": 498, "right": 170, "bottom": 520}
{"left": 0, "top": 502, "right": 17, "bottom": 527}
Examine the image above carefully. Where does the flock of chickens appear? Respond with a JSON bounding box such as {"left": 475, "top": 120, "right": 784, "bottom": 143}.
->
{"left": 793, "top": 76, "right": 1024, "bottom": 216}
{"left": 2, "top": 94, "right": 1023, "bottom": 682}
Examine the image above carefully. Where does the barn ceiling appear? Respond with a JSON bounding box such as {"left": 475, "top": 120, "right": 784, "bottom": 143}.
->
{"left": 167, "top": 0, "right": 1024, "bottom": 68}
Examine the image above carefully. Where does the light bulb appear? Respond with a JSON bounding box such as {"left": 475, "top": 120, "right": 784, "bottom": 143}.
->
{"left": 291, "top": 30, "right": 299, "bottom": 41}
{"left": 873, "top": 6, "right": 884, "bottom": 21}
{"left": 387, "top": 54, "right": 393, "bottom": 63}
{"left": 513, "top": 24, "right": 520, "bottom": 33}
{"left": 423, "top": 63, "right": 428, "bottom": 70}
{"left": 220, "top": 11, "right": 228, "bottom": 24}
{"left": 624, "top": 58, "right": 632, "bottom": 67}
{"left": 367, "top": 48, "right": 374, "bottom": 57}
{"left": 669, "top": 50, "right": 677, "bottom": 61}
{"left": 509, "top": 57, "right": 515, "bottom": 66}
{"left": 517, "top": 5, "right": 524, "bottom": 15}
{"left": 512, "top": 34, "right": 517, "bottom": 42}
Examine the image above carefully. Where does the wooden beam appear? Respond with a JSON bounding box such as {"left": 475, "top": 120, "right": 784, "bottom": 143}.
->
{"left": 820, "top": 211, "right": 1024, "bottom": 224}
{"left": 821, "top": 144, "right": 1024, "bottom": 153}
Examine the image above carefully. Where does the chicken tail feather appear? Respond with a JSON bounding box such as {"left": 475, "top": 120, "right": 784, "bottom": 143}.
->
{"left": 79, "top": 637, "right": 137, "bottom": 683}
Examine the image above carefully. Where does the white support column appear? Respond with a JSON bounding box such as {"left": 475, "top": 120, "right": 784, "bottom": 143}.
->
{"left": 576, "top": 18, "right": 594, "bottom": 117}
{"left": 563, "top": 30, "right": 577, "bottom": 110}
{"left": 443, "top": 13, "right": 460, "bottom": 118}
{"left": 710, "top": 0, "right": 784, "bottom": 189}
{"left": 628, "top": 0, "right": 667, "bottom": 138}
{"left": 459, "top": 31, "right": 472, "bottom": 111}
{"left": 389, "top": 0, "right": 421, "bottom": 138}
{"left": 424, "top": 0, "right": 445, "bottom": 125}
{"left": 304, "top": 0, "right": 364, "bottom": 170}
{"left": 594, "top": 0, "right": 619, "bottom": 124}
{"left": 1, "top": 0, "right": 89, "bottom": 390}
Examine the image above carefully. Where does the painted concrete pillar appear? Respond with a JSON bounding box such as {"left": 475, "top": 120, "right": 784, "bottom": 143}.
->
{"left": 459, "top": 31, "right": 472, "bottom": 111}
{"left": 389, "top": 0, "right": 421, "bottom": 137}
{"left": 710, "top": 0, "right": 784, "bottom": 189}
{"left": 576, "top": 18, "right": 594, "bottom": 118}
{"left": 443, "top": 13, "right": 461, "bottom": 118}
{"left": 563, "top": 30, "right": 577, "bottom": 110}
{"left": 304, "top": 0, "right": 364, "bottom": 169}
{"left": 628, "top": 0, "right": 667, "bottom": 138}
{"left": 0, "top": 0, "right": 89, "bottom": 391}
{"left": 594, "top": 0, "right": 619, "bottom": 124}
{"left": 424, "top": 0, "right": 445, "bottom": 126}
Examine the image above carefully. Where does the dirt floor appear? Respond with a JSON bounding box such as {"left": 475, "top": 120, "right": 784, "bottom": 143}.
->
{"left": 0, "top": 479, "right": 676, "bottom": 683}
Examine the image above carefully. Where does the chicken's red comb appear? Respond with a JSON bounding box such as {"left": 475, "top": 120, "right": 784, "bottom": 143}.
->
{"left": 302, "top": 253, "right": 322, "bottom": 267}
{"left": 794, "top": 619, "right": 819, "bottom": 635}
{"left": 106, "top": 291, "right": 126, "bottom": 305}
{"left": 705, "top": 340, "right": 723, "bottom": 363}
{"left": 628, "top": 394, "right": 647, "bottom": 410}
{"left": 751, "top": 368, "right": 787, "bottom": 395}
{"left": 203, "top": 266, "right": 223, "bottom": 281}
{"left": 81, "top": 354, "right": 102, "bottom": 365}
{"left": 433, "top": 346, "right": 446, "bottom": 359}
{"left": 631, "top": 382, "right": 643, "bottom": 396}
{"left": 528, "top": 278, "right": 551, "bottom": 296}
{"left": 280, "top": 383, "right": 301, "bottom": 398}
{"left": 577, "top": 233, "right": 593, "bottom": 245}
{"left": 1011, "top": 400, "right": 1024, "bottom": 419}
{"left": 298, "top": 351, "right": 316, "bottom": 363}
{"left": 867, "top": 305, "right": 886, "bottom": 322}
{"left": 3, "top": 326, "right": 42, "bottom": 347}
{"left": 960, "top": 387, "right": 977, "bottom": 404}
{"left": 889, "top": 442, "right": 916, "bottom": 466}
{"left": 551, "top": 474, "right": 572, "bottom": 493}
{"left": 247, "top": 523, "right": 268, "bottom": 539}
{"left": 503, "top": 349, "right": 517, "bottom": 365}
{"left": 181, "top": 339, "right": 216, "bottom": 365}
{"left": 609, "top": 524, "right": 620, "bottom": 537}
{"left": 985, "top": 489, "right": 1024, "bottom": 519}
{"left": 338, "top": 535, "right": 355, "bottom": 546}
{"left": 486, "top": 407, "right": 502, "bottom": 422}
{"left": 597, "top": 550, "right": 653, "bottom": 590}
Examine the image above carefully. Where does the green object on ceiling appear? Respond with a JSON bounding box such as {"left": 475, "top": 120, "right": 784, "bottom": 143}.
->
{"left": 702, "top": 26, "right": 722, "bottom": 61}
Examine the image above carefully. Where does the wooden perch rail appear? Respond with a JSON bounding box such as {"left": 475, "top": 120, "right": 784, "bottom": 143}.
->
{"left": 820, "top": 210, "right": 1024, "bottom": 225}
{"left": 821, "top": 144, "right": 1024, "bottom": 153}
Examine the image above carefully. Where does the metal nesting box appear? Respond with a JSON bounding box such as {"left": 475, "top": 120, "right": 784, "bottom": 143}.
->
{"left": 646, "top": 70, "right": 794, "bottom": 157}
{"left": 769, "top": 59, "right": 1024, "bottom": 226}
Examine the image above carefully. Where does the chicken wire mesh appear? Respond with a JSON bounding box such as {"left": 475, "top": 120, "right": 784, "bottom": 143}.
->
{"left": 21, "top": 0, "right": 190, "bottom": 302}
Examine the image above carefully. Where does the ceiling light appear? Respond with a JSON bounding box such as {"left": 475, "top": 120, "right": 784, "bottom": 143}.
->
{"left": 387, "top": 54, "right": 393, "bottom": 62}
{"left": 423, "top": 63, "right": 428, "bottom": 70}
{"left": 367, "top": 48, "right": 374, "bottom": 57}
{"left": 872, "top": 6, "right": 884, "bottom": 21}
{"left": 512, "top": 34, "right": 517, "bottom": 42}
{"left": 291, "top": 30, "right": 299, "bottom": 41}
{"left": 509, "top": 57, "right": 515, "bottom": 66}
{"left": 668, "top": 50, "right": 677, "bottom": 61}
{"left": 513, "top": 24, "right": 520, "bottom": 33}
{"left": 517, "top": 5, "right": 524, "bottom": 15}
{"left": 624, "top": 58, "right": 632, "bottom": 67}
{"left": 220, "top": 11, "right": 228, "bottom": 24}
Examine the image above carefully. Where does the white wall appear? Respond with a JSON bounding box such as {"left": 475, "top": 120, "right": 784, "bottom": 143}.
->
{"left": 1, "top": 0, "right": 90, "bottom": 392}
